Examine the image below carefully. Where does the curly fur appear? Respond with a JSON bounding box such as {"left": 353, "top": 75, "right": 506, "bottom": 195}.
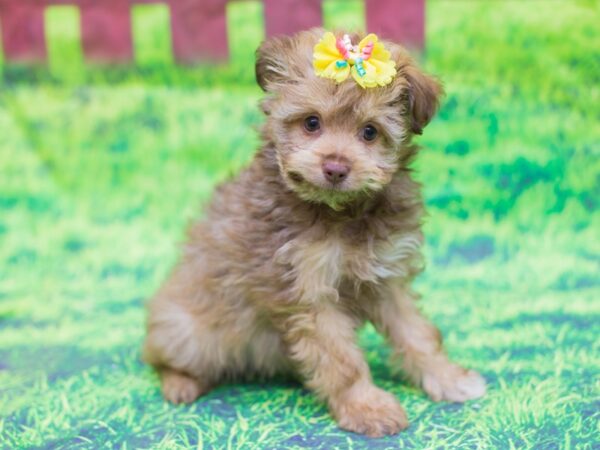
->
{"left": 143, "top": 29, "right": 485, "bottom": 437}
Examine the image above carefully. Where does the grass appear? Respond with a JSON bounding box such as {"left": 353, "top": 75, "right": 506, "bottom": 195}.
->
{"left": 0, "top": 0, "right": 599, "bottom": 448}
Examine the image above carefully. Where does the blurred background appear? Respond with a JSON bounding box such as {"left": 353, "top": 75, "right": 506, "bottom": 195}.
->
{"left": 0, "top": 0, "right": 598, "bottom": 448}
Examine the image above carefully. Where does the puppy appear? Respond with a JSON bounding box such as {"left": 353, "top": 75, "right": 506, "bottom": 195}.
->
{"left": 143, "top": 29, "right": 485, "bottom": 437}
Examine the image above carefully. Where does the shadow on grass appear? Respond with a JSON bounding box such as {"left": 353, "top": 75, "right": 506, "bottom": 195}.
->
{"left": 492, "top": 311, "right": 600, "bottom": 330}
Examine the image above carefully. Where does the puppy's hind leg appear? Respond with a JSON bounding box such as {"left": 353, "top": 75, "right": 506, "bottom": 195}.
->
{"left": 160, "top": 368, "right": 207, "bottom": 404}
{"left": 143, "top": 276, "right": 220, "bottom": 404}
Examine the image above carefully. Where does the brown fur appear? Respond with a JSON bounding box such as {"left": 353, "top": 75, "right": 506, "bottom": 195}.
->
{"left": 143, "top": 29, "right": 485, "bottom": 437}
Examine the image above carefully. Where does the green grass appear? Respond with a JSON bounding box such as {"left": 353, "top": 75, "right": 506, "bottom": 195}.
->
{"left": 132, "top": 4, "right": 174, "bottom": 67}
{"left": 0, "top": 0, "right": 599, "bottom": 448}
{"left": 45, "top": 6, "right": 83, "bottom": 81}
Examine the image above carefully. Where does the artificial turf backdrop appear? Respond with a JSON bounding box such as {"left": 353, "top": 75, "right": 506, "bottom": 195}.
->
{"left": 0, "top": 0, "right": 598, "bottom": 448}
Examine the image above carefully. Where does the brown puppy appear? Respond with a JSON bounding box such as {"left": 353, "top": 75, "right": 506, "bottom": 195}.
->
{"left": 143, "top": 29, "right": 485, "bottom": 437}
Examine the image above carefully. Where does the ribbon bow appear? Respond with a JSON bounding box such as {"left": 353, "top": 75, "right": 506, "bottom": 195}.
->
{"left": 313, "top": 32, "right": 397, "bottom": 88}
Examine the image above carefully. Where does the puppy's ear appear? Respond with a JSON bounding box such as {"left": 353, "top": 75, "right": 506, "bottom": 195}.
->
{"left": 403, "top": 64, "right": 443, "bottom": 135}
{"left": 255, "top": 35, "right": 295, "bottom": 92}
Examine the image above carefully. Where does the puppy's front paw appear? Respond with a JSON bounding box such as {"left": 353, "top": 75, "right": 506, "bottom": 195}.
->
{"left": 161, "top": 369, "right": 206, "bottom": 404}
{"left": 422, "top": 363, "right": 486, "bottom": 403}
{"left": 332, "top": 382, "right": 409, "bottom": 437}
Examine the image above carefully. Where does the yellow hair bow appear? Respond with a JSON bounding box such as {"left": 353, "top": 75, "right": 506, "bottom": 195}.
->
{"left": 313, "top": 32, "right": 397, "bottom": 88}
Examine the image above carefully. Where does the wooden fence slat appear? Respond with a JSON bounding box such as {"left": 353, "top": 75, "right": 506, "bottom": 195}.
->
{"left": 264, "top": 0, "right": 322, "bottom": 38}
{"left": 81, "top": 1, "right": 133, "bottom": 63}
{"left": 0, "top": 0, "right": 427, "bottom": 66}
{"left": 169, "top": 0, "right": 228, "bottom": 63}
{"left": 0, "top": 2, "right": 46, "bottom": 63}
{"left": 365, "top": 0, "right": 424, "bottom": 50}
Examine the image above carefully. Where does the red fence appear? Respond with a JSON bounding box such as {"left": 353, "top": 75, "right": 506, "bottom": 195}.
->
{"left": 0, "top": 0, "right": 424, "bottom": 64}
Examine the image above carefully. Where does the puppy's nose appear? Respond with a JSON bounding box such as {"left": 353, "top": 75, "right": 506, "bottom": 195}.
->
{"left": 322, "top": 161, "right": 350, "bottom": 184}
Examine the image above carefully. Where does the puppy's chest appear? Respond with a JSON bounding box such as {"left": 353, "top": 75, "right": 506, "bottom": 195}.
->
{"left": 279, "top": 231, "right": 421, "bottom": 302}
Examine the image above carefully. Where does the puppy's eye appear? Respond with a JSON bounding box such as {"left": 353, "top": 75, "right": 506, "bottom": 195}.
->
{"left": 362, "top": 124, "right": 378, "bottom": 142}
{"left": 304, "top": 116, "right": 321, "bottom": 133}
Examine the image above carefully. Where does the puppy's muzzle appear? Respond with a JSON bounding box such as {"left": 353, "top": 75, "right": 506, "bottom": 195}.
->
{"left": 322, "top": 161, "right": 351, "bottom": 184}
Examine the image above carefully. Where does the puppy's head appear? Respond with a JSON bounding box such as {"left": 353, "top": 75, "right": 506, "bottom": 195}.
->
{"left": 256, "top": 29, "right": 442, "bottom": 210}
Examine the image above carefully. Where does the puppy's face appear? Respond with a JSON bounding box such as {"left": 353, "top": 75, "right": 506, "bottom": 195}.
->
{"left": 256, "top": 30, "right": 441, "bottom": 209}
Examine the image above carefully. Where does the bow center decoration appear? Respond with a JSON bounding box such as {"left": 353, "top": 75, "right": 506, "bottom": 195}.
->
{"left": 313, "top": 32, "right": 397, "bottom": 88}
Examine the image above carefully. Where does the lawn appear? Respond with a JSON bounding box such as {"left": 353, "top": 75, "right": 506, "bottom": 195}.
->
{"left": 0, "top": 0, "right": 599, "bottom": 448}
